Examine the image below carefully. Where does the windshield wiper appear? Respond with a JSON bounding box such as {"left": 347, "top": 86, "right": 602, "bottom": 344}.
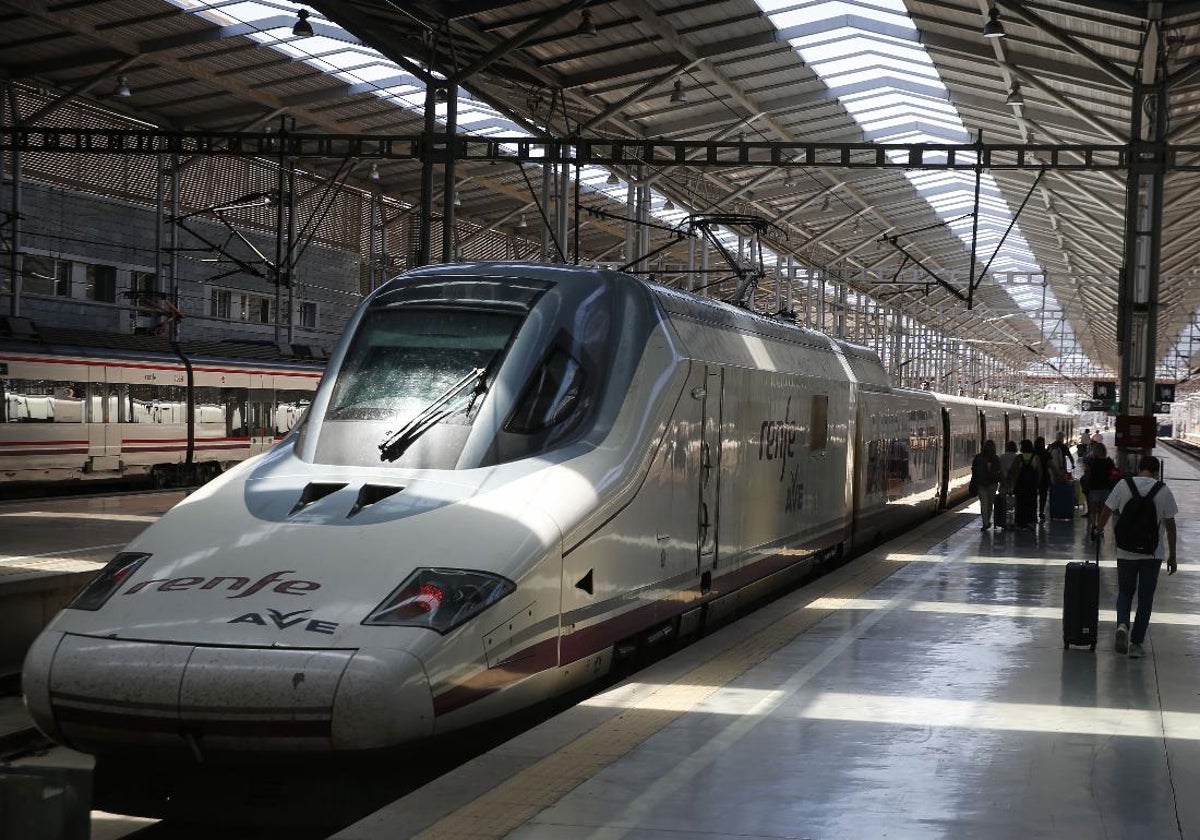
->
{"left": 379, "top": 367, "right": 486, "bottom": 463}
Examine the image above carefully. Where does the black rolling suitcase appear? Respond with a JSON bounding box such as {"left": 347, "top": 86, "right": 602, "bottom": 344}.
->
{"left": 1063, "top": 535, "right": 1100, "bottom": 650}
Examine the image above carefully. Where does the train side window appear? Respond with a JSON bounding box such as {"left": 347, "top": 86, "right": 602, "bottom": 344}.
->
{"left": 506, "top": 348, "right": 584, "bottom": 435}
{"left": 54, "top": 382, "right": 86, "bottom": 422}
{"left": 2, "top": 380, "right": 85, "bottom": 422}
{"left": 224, "top": 388, "right": 249, "bottom": 437}
{"left": 275, "top": 389, "right": 313, "bottom": 435}
{"left": 810, "top": 394, "right": 828, "bottom": 452}
{"left": 126, "top": 384, "right": 155, "bottom": 423}
{"left": 194, "top": 387, "right": 226, "bottom": 425}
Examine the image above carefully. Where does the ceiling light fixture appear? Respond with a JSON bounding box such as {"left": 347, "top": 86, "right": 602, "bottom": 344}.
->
{"left": 577, "top": 9, "right": 598, "bottom": 38}
{"left": 293, "top": 8, "right": 315, "bottom": 37}
{"left": 820, "top": 195, "right": 831, "bottom": 211}
{"left": 453, "top": 192, "right": 461, "bottom": 207}
{"left": 663, "top": 198, "right": 675, "bottom": 211}
{"left": 1005, "top": 80, "right": 1025, "bottom": 106}
{"left": 783, "top": 170, "right": 795, "bottom": 188}
{"left": 114, "top": 75, "right": 131, "bottom": 98}
{"left": 606, "top": 172, "right": 620, "bottom": 185}
{"left": 670, "top": 79, "right": 687, "bottom": 104}
{"left": 982, "top": 7, "right": 1005, "bottom": 38}
{"left": 369, "top": 163, "right": 380, "bottom": 181}
{"left": 516, "top": 214, "right": 528, "bottom": 230}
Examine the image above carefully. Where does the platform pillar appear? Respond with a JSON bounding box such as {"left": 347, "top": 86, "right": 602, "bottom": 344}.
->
{"left": 1117, "top": 17, "right": 1167, "bottom": 471}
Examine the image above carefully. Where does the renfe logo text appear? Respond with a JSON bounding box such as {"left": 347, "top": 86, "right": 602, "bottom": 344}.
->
{"left": 122, "top": 570, "right": 320, "bottom": 599}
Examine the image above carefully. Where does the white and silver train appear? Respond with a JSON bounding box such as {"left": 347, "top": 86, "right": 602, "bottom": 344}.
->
{"left": 0, "top": 332, "right": 323, "bottom": 487}
{"left": 22, "top": 263, "right": 1070, "bottom": 812}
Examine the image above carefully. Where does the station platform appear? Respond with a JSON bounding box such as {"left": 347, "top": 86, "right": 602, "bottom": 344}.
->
{"left": 334, "top": 441, "right": 1200, "bottom": 840}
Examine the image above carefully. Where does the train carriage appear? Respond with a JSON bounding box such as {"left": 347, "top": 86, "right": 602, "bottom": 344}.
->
{"left": 0, "top": 332, "right": 324, "bottom": 487}
{"left": 20, "top": 263, "right": 1071, "bottom": 817}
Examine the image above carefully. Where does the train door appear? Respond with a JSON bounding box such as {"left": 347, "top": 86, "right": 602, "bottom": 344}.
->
{"left": 247, "top": 388, "right": 275, "bottom": 455}
{"left": 939, "top": 407, "right": 952, "bottom": 508}
{"left": 696, "top": 366, "right": 724, "bottom": 588}
{"left": 87, "top": 368, "right": 109, "bottom": 458}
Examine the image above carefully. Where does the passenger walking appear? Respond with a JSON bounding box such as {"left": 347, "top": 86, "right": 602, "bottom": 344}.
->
{"left": 1007, "top": 439, "right": 1041, "bottom": 529}
{"left": 1081, "top": 442, "right": 1117, "bottom": 537}
{"left": 996, "top": 439, "right": 1019, "bottom": 529}
{"left": 1049, "top": 431, "right": 1076, "bottom": 475}
{"left": 1096, "top": 455, "right": 1178, "bottom": 658}
{"left": 1034, "top": 436, "right": 1051, "bottom": 521}
{"left": 971, "top": 440, "right": 1003, "bottom": 530}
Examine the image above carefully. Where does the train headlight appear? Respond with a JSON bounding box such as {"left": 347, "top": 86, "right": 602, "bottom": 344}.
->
{"left": 363, "top": 568, "right": 515, "bottom": 634}
{"left": 67, "top": 552, "right": 152, "bottom": 611}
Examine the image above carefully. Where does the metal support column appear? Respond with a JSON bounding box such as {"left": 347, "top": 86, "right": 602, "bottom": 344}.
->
{"left": 442, "top": 85, "right": 457, "bottom": 263}
{"left": 7, "top": 84, "right": 20, "bottom": 318}
{"left": 169, "top": 155, "right": 180, "bottom": 340}
{"left": 1117, "top": 16, "right": 1168, "bottom": 471}
{"left": 540, "top": 160, "right": 552, "bottom": 260}
{"left": 557, "top": 164, "right": 569, "bottom": 264}
{"left": 418, "top": 82, "right": 437, "bottom": 266}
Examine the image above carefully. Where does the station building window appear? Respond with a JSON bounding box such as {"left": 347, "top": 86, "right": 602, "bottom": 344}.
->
{"left": 211, "top": 289, "right": 232, "bottom": 319}
{"left": 130, "top": 271, "right": 157, "bottom": 299}
{"left": 85, "top": 264, "right": 117, "bottom": 302}
{"left": 299, "top": 301, "right": 317, "bottom": 328}
{"left": 23, "top": 256, "right": 72, "bottom": 297}
{"left": 242, "top": 293, "right": 271, "bottom": 323}
{"left": 209, "top": 287, "right": 274, "bottom": 323}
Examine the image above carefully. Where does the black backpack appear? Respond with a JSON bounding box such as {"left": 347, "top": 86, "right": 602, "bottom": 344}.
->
{"left": 1015, "top": 456, "right": 1037, "bottom": 491}
{"left": 1113, "top": 477, "right": 1164, "bottom": 554}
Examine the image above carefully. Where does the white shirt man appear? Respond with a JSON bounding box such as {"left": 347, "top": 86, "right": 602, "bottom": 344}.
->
{"left": 1096, "top": 455, "right": 1178, "bottom": 658}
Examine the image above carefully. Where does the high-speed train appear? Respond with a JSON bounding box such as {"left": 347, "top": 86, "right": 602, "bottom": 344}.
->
{"left": 22, "top": 263, "right": 1071, "bottom": 813}
{"left": 0, "top": 329, "right": 323, "bottom": 488}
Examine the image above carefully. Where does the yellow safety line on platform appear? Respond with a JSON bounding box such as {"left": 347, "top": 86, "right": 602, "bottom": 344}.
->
{"left": 411, "top": 513, "right": 968, "bottom": 840}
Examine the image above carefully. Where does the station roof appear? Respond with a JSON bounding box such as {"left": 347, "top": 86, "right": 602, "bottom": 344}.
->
{"left": 2, "top": 0, "right": 1196, "bottom": 386}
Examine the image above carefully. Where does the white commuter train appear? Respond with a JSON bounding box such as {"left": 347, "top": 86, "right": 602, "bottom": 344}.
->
{"left": 0, "top": 331, "right": 323, "bottom": 488}
{"left": 21, "top": 263, "right": 1071, "bottom": 815}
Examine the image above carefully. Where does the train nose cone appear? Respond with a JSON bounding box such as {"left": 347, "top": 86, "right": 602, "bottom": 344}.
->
{"left": 22, "top": 632, "right": 434, "bottom": 754}
{"left": 332, "top": 648, "right": 434, "bottom": 749}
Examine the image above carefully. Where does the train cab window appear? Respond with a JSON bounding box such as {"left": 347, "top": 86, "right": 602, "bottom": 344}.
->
{"left": 327, "top": 307, "right": 521, "bottom": 423}
{"left": 505, "top": 348, "right": 584, "bottom": 435}
{"left": 811, "top": 394, "right": 828, "bottom": 452}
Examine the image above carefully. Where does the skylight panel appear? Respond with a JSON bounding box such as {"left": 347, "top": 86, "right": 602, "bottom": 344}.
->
{"left": 759, "top": 0, "right": 1069, "bottom": 361}
{"left": 797, "top": 36, "right": 925, "bottom": 64}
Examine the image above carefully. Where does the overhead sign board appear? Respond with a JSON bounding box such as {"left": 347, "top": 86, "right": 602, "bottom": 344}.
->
{"left": 1154, "top": 383, "right": 1176, "bottom": 404}
{"left": 1080, "top": 399, "right": 1107, "bottom": 412}
{"left": 1093, "top": 381, "right": 1116, "bottom": 402}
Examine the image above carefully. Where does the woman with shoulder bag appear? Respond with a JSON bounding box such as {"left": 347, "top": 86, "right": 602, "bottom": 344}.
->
{"left": 1083, "top": 441, "right": 1117, "bottom": 539}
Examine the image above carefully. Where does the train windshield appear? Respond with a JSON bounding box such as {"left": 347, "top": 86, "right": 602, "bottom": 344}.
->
{"left": 327, "top": 307, "right": 521, "bottom": 424}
